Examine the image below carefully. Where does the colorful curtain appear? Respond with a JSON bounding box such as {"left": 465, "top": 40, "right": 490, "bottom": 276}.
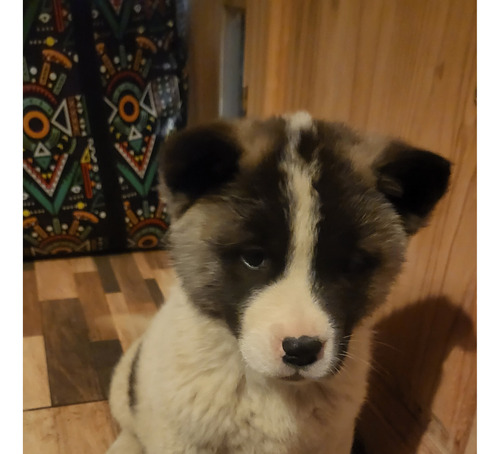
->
{"left": 23, "top": 0, "right": 187, "bottom": 259}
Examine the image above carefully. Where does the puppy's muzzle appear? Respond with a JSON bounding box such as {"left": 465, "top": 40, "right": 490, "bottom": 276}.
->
{"left": 282, "top": 336, "right": 324, "bottom": 367}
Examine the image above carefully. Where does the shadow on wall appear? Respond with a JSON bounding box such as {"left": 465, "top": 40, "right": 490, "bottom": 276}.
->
{"left": 356, "top": 297, "right": 476, "bottom": 454}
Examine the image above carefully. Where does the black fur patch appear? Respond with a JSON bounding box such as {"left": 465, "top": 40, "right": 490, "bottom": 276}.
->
{"left": 160, "top": 123, "right": 242, "bottom": 201}
{"left": 128, "top": 343, "right": 142, "bottom": 411}
{"left": 375, "top": 142, "right": 451, "bottom": 233}
{"left": 207, "top": 152, "right": 292, "bottom": 335}
{"left": 312, "top": 147, "right": 384, "bottom": 347}
{"left": 296, "top": 127, "right": 319, "bottom": 162}
{"left": 351, "top": 428, "right": 367, "bottom": 454}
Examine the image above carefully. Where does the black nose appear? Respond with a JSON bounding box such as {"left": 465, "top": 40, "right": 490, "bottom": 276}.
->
{"left": 282, "top": 336, "right": 323, "bottom": 367}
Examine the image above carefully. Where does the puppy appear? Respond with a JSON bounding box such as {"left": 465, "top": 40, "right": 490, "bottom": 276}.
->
{"left": 107, "top": 112, "right": 450, "bottom": 454}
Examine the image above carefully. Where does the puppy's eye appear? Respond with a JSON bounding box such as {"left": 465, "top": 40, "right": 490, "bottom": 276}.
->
{"left": 344, "top": 251, "right": 378, "bottom": 274}
{"left": 241, "top": 248, "right": 266, "bottom": 270}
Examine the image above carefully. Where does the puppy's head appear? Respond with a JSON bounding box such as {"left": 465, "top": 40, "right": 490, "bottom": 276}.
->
{"left": 158, "top": 112, "right": 450, "bottom": 381}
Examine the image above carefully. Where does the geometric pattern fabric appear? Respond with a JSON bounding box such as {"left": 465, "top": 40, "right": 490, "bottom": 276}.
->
{"left": 23, "top": 0, "right": 187, "bottom": 259}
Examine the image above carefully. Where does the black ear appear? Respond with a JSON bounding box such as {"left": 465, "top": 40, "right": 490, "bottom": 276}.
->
{"left": 158, "top": 122, "right": 242, "bottom": 218}
{"left": 374, "top": 142, "right": 451, "bottom": 234}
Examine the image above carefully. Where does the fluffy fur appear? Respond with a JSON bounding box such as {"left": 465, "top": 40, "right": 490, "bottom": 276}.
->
{"left": 107, "top": 112, "right": 450, "bottom": 454}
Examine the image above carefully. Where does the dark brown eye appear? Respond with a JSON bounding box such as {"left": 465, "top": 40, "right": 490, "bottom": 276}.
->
{"left": 241, "top": 248, "right": 266, "bottom": 270}
{"left": 344, "top": 251, "right": 378, "bottom": 274}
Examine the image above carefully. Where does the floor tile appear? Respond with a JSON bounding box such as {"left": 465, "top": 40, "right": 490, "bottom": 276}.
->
{"left": 24, "top": 401, "right": 118, "bottom": 453}
{"left": 42, "top": 298, "right": 103, "bottom": 406}
{"left": 35, "top": 259, "right": 78, "bottom": 300}
{"left": 75, "top": 271, "right": 118, "bottom": 341}
{"left": 23, "top": 336, "right": 51, "bottom": 410}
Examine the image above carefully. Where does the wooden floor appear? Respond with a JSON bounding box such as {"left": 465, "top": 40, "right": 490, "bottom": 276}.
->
{"left": 23, "top": 250, "right": 174, "bottom": 453}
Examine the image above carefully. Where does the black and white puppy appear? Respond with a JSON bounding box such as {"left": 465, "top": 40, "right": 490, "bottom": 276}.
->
{"left": 107, "top": 112, "right": 450, "bottom": 454}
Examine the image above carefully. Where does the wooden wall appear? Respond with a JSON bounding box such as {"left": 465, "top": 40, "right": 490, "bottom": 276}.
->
{"left": 243, "top": 1, "right": 476, "bottom": 453}
{"left": 186, "top": 0, "right": 225, "bottom": 126}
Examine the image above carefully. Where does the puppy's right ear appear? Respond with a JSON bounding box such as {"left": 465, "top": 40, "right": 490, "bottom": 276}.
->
{"left": 158, "top": 122, "right": 242, "bottom": 219}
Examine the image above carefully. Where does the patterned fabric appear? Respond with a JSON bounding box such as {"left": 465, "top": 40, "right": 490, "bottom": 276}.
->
{"left": 23, "top": 0, "right": 187, "bottom": 259}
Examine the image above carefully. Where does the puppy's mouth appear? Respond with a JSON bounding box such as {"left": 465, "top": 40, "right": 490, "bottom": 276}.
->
{"left": 280, "top": 372, "right": 304, "bottom": 382}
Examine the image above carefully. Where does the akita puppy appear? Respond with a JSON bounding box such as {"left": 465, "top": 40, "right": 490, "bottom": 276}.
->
{"left": 107, "top": 112, "right": 450, "bottom": 454}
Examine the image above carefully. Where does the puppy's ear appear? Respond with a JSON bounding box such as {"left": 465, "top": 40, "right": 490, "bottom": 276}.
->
{"left": 373, "top": 142, "right": 451, "bottom": 234}
{"left": 158, "top": 122, "right": 242, "bottom": 219}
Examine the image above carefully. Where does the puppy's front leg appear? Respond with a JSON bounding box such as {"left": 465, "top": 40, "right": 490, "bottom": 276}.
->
{"left": 107, "top": 430, "right": 144, "bottom": 454}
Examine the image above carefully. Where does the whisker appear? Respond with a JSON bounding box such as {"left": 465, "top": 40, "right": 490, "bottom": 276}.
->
{"left": 342, "top": 351, "right": 390, "bottom": 378}
{"left": 369, "top": 339, "right": 402, "bottom": 353}
{"left": 341, "top": 332, "right": 402, "bottom": 354}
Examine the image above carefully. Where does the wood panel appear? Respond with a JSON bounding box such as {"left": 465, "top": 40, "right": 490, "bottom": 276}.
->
{"left": 23, "top": 252, "right": 168, "bottom": 450}
{"left": 93, "top": 255, "right": 121, "bottom": 293}
{"left": 244, "top": 1, "right": 476, "bottom": 453}
{"left": 186, "top": 0, "right": 226, "bottom": 125}
{"left": 75, "top": 271, "right": 118, "bottom": 341}
{"left": 24, "top": 407, "right": 59, "bottom": 453}
{"left": 24, "top": 401, "right": 118, "bottom": 454}
{"left": 42, "top": 298, "right": 103, "bottom": 406}
{"left": 142, "top": 249, "right": 172, "bottom": 270}
{"left": 68, "top": 256, "right": 97, "bottom": 273}
{"left": 34, "top": 258, "right": 78, "bottom": 300}
{"left": 132, "top": 251, "right": 156, "bottom": 279}
{"left": 109, "top": 254, "right": 157, "bottom": 314}
{"left": 106, "top": 292, "right": 154, "bottom": 351}
{"left": 24, "top": 336, "right": 51, "bottom": 410}
{"left": 89, "top": 340, "right": 123, "bottom": 399}
{"left": 145, "top": 278, "right": 165, "bottom": 309}
{"left": 152, "top": 267, "right": 176, "bottom": 304}
{"left": 23, "top": 268, "right": 41, "bottom": 337}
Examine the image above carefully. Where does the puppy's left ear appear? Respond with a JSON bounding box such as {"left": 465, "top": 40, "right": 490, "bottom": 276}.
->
{"left": 373, "top": 142, "right": 451, "bottom": 234}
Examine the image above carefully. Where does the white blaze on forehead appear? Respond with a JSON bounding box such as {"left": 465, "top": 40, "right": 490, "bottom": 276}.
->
{"left": 283, "top": 110, "right": 314, "bottom": 133}
{"left": 281, "top": 111, "right": 320, "bottom": 278}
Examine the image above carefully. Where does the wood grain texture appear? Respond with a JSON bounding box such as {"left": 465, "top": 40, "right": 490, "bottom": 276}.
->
{"left": 23, "top": 268, "right": 41, "bottom": 337}
{"left": 106, "top": 292, "right": 154, "bottom": 351}
{"left": 145, "top": 278, "right": 165, "bottom": 309}
{"left": 42, "top": 298, "right": 103, "bottom": 406}
{"left": 35, "top": 258, "right": 78, "bottom": 300}
{"left": 463, "top": 412, "right": 476, "bottom": 454}
{"left": 24, "top": 336, "right": 51, "bottom": 410}
{"left": 24, "top": 407, "right": 59, "bottom": 453}
{"left": 109, "top": 254, "right": 157, "bottom": 314}
{"left": 93, "top": 255, "right": 121, "bottom": 293}
{"left": 153, "top": 267, "right": 176, "bottom": 304}
{"left": 142, "top": 249, "right": 171, "bottom": 270}
{"left": 24, "top": 401, "right": 118, "bottom": 454}
{"left": 90, "top": 340, "right": 123, "bottom": 399}
{"left": 244, "top": 1, "right": 476, "bottom": 453}
{"left": 132, "top": 251, "right": 156, "bottom": 279}
{"left": 187, "top": 0, "right": 226, "bottom": 125}
{"left": 75, "top": 271, "right": 118, "bottom": 341}
{"left": 68, "top": 256, "right": 97, "bottom": 273}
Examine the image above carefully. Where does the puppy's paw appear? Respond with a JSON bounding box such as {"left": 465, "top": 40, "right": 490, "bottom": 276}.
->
{"left": 107, "top": 430, "right": 144, "bottom": 454}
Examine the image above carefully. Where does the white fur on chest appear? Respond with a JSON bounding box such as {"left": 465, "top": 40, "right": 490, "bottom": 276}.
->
{"left": 109, "top": 283, "right": 372, "bottom": 454}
